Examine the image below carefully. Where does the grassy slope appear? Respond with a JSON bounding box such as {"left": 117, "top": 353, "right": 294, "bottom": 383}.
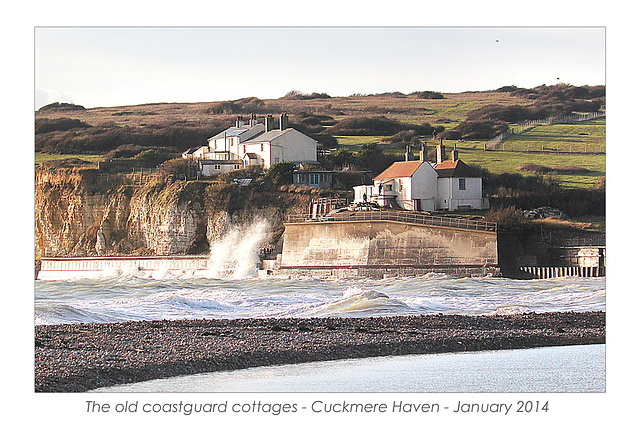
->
{"left": 35, "top": 91, "right": 605, "bottom": 189}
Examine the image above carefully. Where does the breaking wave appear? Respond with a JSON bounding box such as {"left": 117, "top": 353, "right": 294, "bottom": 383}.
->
{"left": 35, "top": 275, "right": 605, "bottom": 325}
{"left": 205, "top": 218, "right": 270, "bottom": 279}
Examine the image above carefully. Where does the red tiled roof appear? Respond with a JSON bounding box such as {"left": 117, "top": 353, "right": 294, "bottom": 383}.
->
{"left": 374, "top": 161, "right": 423, "bottom": 180}
{"left": 434, "top": 160, "right": 480, "bottom": 177}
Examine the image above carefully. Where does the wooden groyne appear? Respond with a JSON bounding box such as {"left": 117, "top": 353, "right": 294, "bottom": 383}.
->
{"left": 518, "top": 265, "right": 603, "bottom": 279}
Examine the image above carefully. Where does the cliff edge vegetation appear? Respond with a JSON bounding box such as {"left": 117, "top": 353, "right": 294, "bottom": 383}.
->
{"left": 34, "top": 166, "right": 322, "bottom": 257}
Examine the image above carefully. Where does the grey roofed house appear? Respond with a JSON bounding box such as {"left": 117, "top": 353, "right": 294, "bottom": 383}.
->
{"left": 209, "top": 124, "right": 306, "bottom": 146}
{"left": 187, "top": 113, "right": 318, "bottom": 169}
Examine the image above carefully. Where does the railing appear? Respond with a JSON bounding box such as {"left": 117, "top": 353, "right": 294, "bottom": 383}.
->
{"left": 287, "top": 211, "right": 498, "bottom": 232}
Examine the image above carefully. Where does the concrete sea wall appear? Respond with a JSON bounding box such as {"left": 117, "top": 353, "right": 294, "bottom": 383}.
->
{"left": 279, "top": 220, "right": 498, "bottom": 278}
{"left": 38, "top": 255, "right": 209, "bottom": 280}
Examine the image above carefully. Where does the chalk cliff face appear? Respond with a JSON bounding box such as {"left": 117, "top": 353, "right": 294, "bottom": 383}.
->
{"left": 34, "top": 168, "right": 314, "bottom": 257}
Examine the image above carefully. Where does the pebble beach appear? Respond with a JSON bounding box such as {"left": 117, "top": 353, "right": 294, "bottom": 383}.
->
{"left": 35, "top": 311, "right": 605, "bottom": 392}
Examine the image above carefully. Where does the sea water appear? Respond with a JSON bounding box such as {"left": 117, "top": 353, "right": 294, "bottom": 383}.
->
{"left": 35, "top": 274, "right": 605, "bottom": 325}
{"left": 95, "top": 344, "right": 605, "bottom": 393}
{"left": 35, "top": 220, "right": 606, "bottom": 393}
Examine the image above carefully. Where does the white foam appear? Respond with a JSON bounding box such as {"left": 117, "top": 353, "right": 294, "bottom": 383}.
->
{"left": 205, "top": 218, "right": 270, "bottom": 279}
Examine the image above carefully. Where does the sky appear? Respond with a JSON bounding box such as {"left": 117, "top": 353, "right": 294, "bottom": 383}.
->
{"left": 34, "top": 27, "right": 605, "bottom": 109}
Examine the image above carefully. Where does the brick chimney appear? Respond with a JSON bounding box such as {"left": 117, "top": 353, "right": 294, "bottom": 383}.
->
{"left": 279, "top": 113, "right": 289, "bottom": 130}
{"left": 452, "top": 143, "right": 459, "bottom": 162}
{"left": 405, "top": 145, "right": 414, "bottom": 161}
{"left": 419, "top": 142, "right": 428, "bottom": 163}
{"left": 265, "top": 114, "right": 276, "bottom": 132}
{"left": 436, "top": 140, "right": 446, "bottom": 164}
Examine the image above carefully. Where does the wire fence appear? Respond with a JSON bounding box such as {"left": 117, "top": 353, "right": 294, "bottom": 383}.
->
{"left": 96, "top": 168, "right": 161, "bottom": 185}
{"left": 485, "top": 111, "right": 605, "bottom": 151}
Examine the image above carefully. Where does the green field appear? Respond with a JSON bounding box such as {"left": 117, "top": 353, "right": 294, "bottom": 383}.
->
{"left": 492, "top": 118, "right": 605, "bottom": 153}
{"left": 35, "top": 153, "right": 104, "bottom": 165}
{"left": 334, "top": 117, "right": 605, "bottom": 189}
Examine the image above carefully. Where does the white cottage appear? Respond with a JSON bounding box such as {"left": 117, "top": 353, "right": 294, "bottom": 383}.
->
{"left": 183, "top": 113, "right": 318, "bottom": 175}
{"left": 353, "top": 143, "right": 487, "bottom": 211}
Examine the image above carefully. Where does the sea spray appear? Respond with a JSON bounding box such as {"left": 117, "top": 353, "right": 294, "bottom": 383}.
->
{"left": 206, "top": 218, "right": 270, "bottom": 279}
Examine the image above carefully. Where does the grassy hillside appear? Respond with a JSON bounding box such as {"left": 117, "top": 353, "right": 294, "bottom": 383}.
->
{"left": 35, "top": 85, "right": 605, "bottom": 192}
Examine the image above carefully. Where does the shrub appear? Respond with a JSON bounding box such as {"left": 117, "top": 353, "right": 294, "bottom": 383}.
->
{"left": 37, "top": 102, "right": 85, "bottom": 112}
{"left": 325, "top": 116, "right": 435, "bottom": 136}
{"left": 495, "top": 85, "right": 521, "bottom": 92}
{"left": 264, "top": 162, "right": 296, "bottom": 187}
{"left": 324, "top": 148, "right": 356, "bottom": 169}
{"left": 485, "top": 206, "right": 530, "bottom": 228}
{"left": 436, "top": 129, "right": 462, "bottom": 140}
{"left": 158, "top": 157, "right": 198, "bottom": 179}
{"left": 104, "top": 144, "right": 156, "bottom": 159}
{"left": 412, "top": 91, "right": 445, "bottom": 99}
{"left": 381, "top": 130, "right": 418, "bottom": 144}
{"left": 35, "top": 118, "right": 92, "bottom": 134}
{"left": 134, "top": 148, "right": 177, "bottom": 167}
{"left": 466, "top": 104, "right": 549, "bottom": 123}
{"left": 451, "top": 120, "right": 509, "bottom": 140}
{"left": 282, "top": 90, "right": 331, "bottom": 100}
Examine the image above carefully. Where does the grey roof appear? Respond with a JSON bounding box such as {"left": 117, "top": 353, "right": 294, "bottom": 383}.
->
{"left": 242, "top": 128, "right": 293, "bottom": 144}
{"left": 208, "top": 126, "right": 252, "bottom": 141}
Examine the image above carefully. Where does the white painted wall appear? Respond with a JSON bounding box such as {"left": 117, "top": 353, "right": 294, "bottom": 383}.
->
{"left": 267, "top": 130, "right": 317, "bottom": 168}
{"left": 371, "top": 163, "right": 439, "bottom": 211}
{"left": 354, "top": 185, "right": 375, "bottom": 203}
{"left": 201, "top": 163, "right": 242, "bottom": 176}
{"left": 437, "top": 177, "right": 484, "bottom": 210}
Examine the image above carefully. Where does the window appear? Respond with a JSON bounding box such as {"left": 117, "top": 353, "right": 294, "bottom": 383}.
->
{"left": 234, "top": 164, "right": 240, "bottom": 169}
{"left": 458, "top": 178, "right": 466, "bottom": 191}
{"left": 214, "top": 164, "right": 221, "bottom": 170}
{"left": 385, "top": 184, "right": 392, "bottom": 191}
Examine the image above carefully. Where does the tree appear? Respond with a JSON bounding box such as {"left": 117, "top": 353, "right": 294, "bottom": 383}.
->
{"left": 158, "top": 158, "right": 197, "bottom": 178}
{"left": 264, "top": 162, "right": 296, "bottom": 186}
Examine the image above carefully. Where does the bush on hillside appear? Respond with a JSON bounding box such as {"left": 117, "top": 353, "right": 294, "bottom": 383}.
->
{"left": 35, "top": 118, "right": 92, "bottom": 134}
{"left": 158, "top": 158, "right": 198, "bottom": 179}
{"left": 435, "top": 129, "right": 462, "bottom": 140}
{"left": 412, "top": 91, "right": 445, "bottom": 99}
{"left": 37, "top": 102, "right": 85, "bottom": 112}
{"left": 282, "top": 90, "right": 332, "bottom": 100}
{"left": 451, "top": 120, "right": 509, "bottom": 140}
{"left": 325, "top": 116, "right": 435, "bottom": 136}
{"left": 381, "top": 129, "right": 420, "bottom": 144}
{"left": 264, "top": 162, "right": 296, "bottom": 187}
{"left": 35, "top": 121, "right": 227, "bottom": 154}
{"left": 484, "top": 206, "right": 531, "bottom": 228}
{"left": 322, "top": 143, "right": 401, "bottom": 175}
{"left": 466, "top": 104, "right": 549, "bottom": 123}
{"left": 104, "top": 144, "right": 158, "bottom": 159}
{"left": 483, "top": 170, "right": 605, "bottom": 218}
{"left": 133, "top": 148, "right": 177, "bottom": 167}
{"left": 495, "top": 85, "right": 521, "bottom": 92}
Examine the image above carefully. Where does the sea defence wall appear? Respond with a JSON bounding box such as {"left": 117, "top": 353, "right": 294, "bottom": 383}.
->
{"left": 279, "top": 219, "right": 499, "bottom": 278}
{"left": 37, "top": 255, "right": 210, "bottom": 280}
